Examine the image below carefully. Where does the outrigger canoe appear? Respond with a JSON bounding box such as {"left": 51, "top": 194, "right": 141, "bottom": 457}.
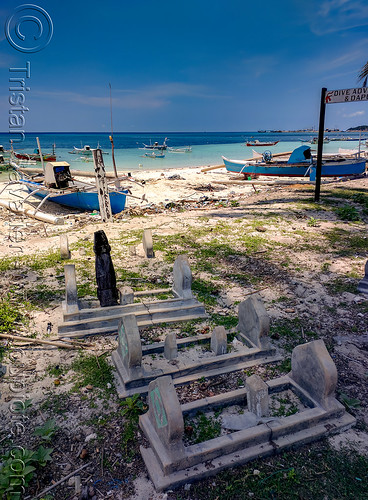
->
{"left": 222, "top": 146, "right": 366, "bottom": 178}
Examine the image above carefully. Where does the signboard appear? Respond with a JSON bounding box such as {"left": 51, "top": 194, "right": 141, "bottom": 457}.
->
{"left": 325, "top": 87, "right": 368, "bottom": 104}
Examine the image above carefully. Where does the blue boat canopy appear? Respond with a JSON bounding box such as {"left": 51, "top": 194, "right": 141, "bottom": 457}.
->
{"left": 287, "top": 145, "right": 312, "bottom": 164}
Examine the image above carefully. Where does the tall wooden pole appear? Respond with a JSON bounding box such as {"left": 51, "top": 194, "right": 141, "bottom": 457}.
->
{"left": 314, "top": 87, "right": 327, "bottom": 202}
{"left": 109, "top": 83, "right": 118, "bottom": 179}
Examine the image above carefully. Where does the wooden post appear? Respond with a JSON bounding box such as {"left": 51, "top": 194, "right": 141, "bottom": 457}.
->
{"left": 314, "top": 88, "right": 327, "bottom": 202}
{"left": 92, "top": 148, "right": 113, "bottom": 222}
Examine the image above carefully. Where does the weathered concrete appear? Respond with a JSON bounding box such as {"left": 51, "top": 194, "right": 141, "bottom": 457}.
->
{"left": 357, "top": 260, "right": 368, "bottom": 294}
{"left": 62, "top": 264, "right": 79, "bottom": 315}
{"left": 119, "top": 286, "right": 134, "bottom": 305}
{"left": 172, "top": 255, "right": 193, "bottom": 299}
{"left": 237, "top": 295, "right": 270, "bottom": 350}
{"left": 117, "top": 314, "right": 142, "bottom": 378}
{"left": 246, "top": 374, "right": 269, "bottom": 417}
{"left": 290, "top": 339, "right": 338, "bottom": 410}
{"left": 139, "top": 340, "right": 355, "bottom": 492}
{"left": 60, "top": 234, "right": 71, "bottom": 259}
{"left": 210, "top": 326, "right": 227, "bottom": 355}
{"left": 164, "top": 332, "right": 178, "bottom": 360}
{"left": 143, "top": 229, "right": 155, "bottom": 258}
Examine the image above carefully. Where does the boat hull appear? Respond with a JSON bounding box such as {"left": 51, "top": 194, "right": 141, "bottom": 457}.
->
{"left": 222, "top": 156, "right": 366, "bottom": 178}
{"left": 14, "top": 152, "right": 56, "bottom": 161}
{"left": 246, "top": 141, "right": 279, "bottom": 147}
{"left": 20, "top": 180, "right": 127, "bottom": 214}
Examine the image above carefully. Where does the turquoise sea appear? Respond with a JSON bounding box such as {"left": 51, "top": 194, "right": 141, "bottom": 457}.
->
{"left": 1, "top": 131, "right": 367, "bottom": 174}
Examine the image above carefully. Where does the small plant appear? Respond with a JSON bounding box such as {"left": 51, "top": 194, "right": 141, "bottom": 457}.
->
{"left": 71, "top": 353, "right": 115, "bottom": 394}
{"left": 0, "top": 445, "right": 53, "bottom": 499}
{"left": 339, "top": 392, "right": 361, "bottom": 411}
{"left": 12, "top": 399, "right": 33, "bottom": 414}
{"left": 0, "top": 295, "right": 26, "bottom": 334}
{"left": 334, "top": 205, "right": 360, "bottom": 221}
{"left": 185, "top": 412, "right": 221, "bottom": 444}
{"left": 34, "top": 419, "right": 58, "bottom": 442}
{"left": 307, "top": 217, "right": 319, "bottom": 227}
{"left": 120, "top": 394, "right": 147, "bottom": 460}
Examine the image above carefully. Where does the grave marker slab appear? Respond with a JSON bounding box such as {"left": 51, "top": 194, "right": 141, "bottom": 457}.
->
{"left": 172, "top": 255, "right": 193, "bottom": 299}
{"left": 237, "top": 294, "right": 270, "bottom": 350}
{"left": 164, "top": 333, "right": 178, "bottom": 360}
{"left": 246, "top": 374, "right": 269, "bottom": 417}
{"left": 210, "top": 326, "right": 227, "bottom": 355}
{"left": 60, "top": 234, "right": 71, "bottom": 259}
{"left": 143, "top": 229, "right": 155, "bottom": 258}
{"left": 62, "top": 264, "right": 79, "bottom": 315}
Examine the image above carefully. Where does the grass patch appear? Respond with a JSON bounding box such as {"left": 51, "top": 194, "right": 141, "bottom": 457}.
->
{"left": 270, "top": 318, "right": 318, "bottom": 352}
{"left": 325, "top": 277, "right": 357, "bottom": 295}
{"left": 334, "top": 205, "right": 360, "bottom": 221}
{"left": 192, "top": 279, "right": 220, "bottom": 306}
{"left": 71, "top": 353, "right": 115, "bottom": 395}
{"left": 185, "top": 412, "right": 222, "bottom": 444}
{"left": 186, "top": 445, "right": 368, "bottom": 499}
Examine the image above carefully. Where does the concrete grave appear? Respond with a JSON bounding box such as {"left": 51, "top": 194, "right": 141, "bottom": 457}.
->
{"left": 111, "top": 298, "right": 281, "bottom": 398}
{"left": 357, "top": 260, "right": 368, "bottom": 294}
{"left": 143, "top": 229, "right": 155, "bottom": 258}
{"left": 58, "top": 255, "right": 206, "bottom": 338}
{"left": 139, "top": 340, "right": 356, "bottom": 492}
{"left": 62, "top": 264, "right": 79, "bottom": 315}
{"left": 60, "top": 234, "right": 71, "bottom": 259}
{"left": 172, "top": 255, "right": 193, "bottom": 299}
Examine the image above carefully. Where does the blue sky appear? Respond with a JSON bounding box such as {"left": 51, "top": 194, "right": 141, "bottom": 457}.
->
{"left": 1, "top": 0, "right": 368, "bottom": 132}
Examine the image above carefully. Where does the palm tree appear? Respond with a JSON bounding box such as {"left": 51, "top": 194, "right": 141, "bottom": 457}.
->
{"left": 358, "top": 62, "right": 368, "bottom": 87}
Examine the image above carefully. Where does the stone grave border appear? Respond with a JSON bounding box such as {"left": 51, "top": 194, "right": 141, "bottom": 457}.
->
{"left": 139, "top": 339, "right": 356, "bottom": 491}
{"left": 58, "top": 255, "right": 207, "bottom": 339}
{"left": 112, "top": 294, "right": 281, "bottom": 398}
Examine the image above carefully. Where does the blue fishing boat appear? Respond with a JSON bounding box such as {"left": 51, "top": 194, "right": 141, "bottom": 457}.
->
{"left": 13, "top": 161, "right": 128, "bottom": 214}
{"left": 222, "top": 146, "right": 366, "bottom": 178}
{"left": 19, "top": 178, "right": 128, "bottom": 213}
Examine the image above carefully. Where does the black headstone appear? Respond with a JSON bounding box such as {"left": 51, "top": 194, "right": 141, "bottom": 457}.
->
{"left": 94, "top": 230, "right": 119, "bottom": 307}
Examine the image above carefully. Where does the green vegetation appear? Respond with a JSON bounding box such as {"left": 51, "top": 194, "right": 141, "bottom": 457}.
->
{"left": 0, "top": 446, "right": 53, "bottom": 500}
{"left": 185, "top": 412, "right": 222, "bottom": 444}
{"left": 186, "top": 445, "right": 368, "bottom": 499}
{"left": 71, "top": 353, "right": 115, "bottom": 395}
{"left": 270, "top": 318, "right": 318, "bottom": 352}
{"left": 334, "top": 205, "right": 360, "bottom": 221}
{"left": 120, "top": 394, "right": 147, "bottom": 460}
{"left": 33, "top": 419, "right": 58, "bottom": 442}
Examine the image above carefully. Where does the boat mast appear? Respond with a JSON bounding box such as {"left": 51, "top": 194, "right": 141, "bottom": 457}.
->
{"left": 109, "top": 83, "right": 118, "bottom": 179}
{"left": 36, "top": 136, "right": 45, "bottom": 173}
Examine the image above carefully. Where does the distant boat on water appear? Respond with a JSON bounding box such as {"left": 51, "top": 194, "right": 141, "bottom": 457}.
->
{"left": 245, "top": 140, "right": 279, "bottom": 147}
{"left": 141, "top": 138, "right": 168, "bottom": 150}
{"left": 167, "top": 146, "right": 192, "bottom": 153}
{"left": 142, "top": 151, "right": 165, "bottom": 158}
{"left": 222, "top": 145, "right": 366, "bottom": 178}
{"left": 13, "top": 144, "right": 56, "bottom": 162}
{"left": 69, "top": 143, "right": 108, "bottom": 155}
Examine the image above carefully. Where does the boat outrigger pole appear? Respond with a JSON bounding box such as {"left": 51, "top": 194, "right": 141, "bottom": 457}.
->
{"left": 109, "top": 83, "right": 118, "bottom": 180}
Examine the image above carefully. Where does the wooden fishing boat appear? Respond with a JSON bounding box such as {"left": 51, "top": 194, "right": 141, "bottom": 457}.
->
{"left": 222, "top": 146, "right": 366, "bottom": 178}
{"left": 246, "top": 140, "right": 279, "bottom": 147}
{"left": 143, "top": 151, "right": 165, "bottom": 158}
{"left": 8, "top": 161, "right": 128, "bottom": 214}
{"left": 142, "top": 138, "right": 168, "bottom": 150}
{"left": 13, "top": 148, "right": 56, "bottom": 162}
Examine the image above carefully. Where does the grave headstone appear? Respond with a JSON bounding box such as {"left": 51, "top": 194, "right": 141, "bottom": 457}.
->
{"left": 60, "top": 234, "right": 71, "bottom": 259}
{"left": 291, "top": 339, "right": 337, "bottom": 410}
{"left": 62, "top": 264, "right": 79, "bottom": 314}
{"left": 164, "top": 332, "right": 178, "bottom": 360}
{"left": 172, "top": 255, "right": 193, "bottom": 299}
{"left": 94, "top": 230, "right": 119, "bottom": 307}
{"left": 210, "top": 326, "right": 227, "bottom": 355}
{"left": 119, "top": 286, "right": 134, "bottom": 305}
{"left": 357, "top": 260, "right": 368, "bottom": 294}
{"left": 246, "top": 374, "right": 269, "bottom": 417}
{"left": 145, "top": 376, "right": 185, "bottom": 459}
{"left": 143, "top": 229, "right": 155, "bottom": 258}
{"left": 117, "top": 314, "right": 142, "bottom": 377}
{"left": 237, "top": 295, "right": 270, "bottom": 349}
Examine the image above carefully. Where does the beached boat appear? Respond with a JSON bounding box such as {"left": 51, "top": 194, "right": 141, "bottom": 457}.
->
{"left": 142, "top": 138, "right": 168, "bottom": 150}
{"left": 222, "top": 145, "right": 366, "bottom": 178}
{"left": 143, "top": 151, "right": 165, "bottom": 158}
{"left": 246, "top": 140, "right": 279, "bottom": 147}
{"left": 310, "top": 137, "right": 330, "bottom": 144}
{"left": 5, "top": 161, "right": 128, "bottom": 214}
{"left": 13, "top": 147, "right": 56, "bottom": 162}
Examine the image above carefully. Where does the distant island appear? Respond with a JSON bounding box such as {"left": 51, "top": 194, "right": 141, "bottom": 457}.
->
{"left": 347, "top": 125, "right": 368, "bottom": 131}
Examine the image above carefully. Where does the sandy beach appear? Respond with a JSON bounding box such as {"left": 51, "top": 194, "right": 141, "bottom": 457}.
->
{"left": 0, "top": 164, "right": 367, "bottom": 499}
